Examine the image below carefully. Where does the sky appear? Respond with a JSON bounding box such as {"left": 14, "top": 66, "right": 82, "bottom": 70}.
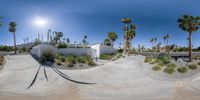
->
{"left": 0, "top": 0, "right": 200, "bottom": 48}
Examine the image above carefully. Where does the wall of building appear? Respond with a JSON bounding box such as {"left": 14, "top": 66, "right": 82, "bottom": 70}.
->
{"left": 31, "top": 44, "right": 116, "bottom": 58}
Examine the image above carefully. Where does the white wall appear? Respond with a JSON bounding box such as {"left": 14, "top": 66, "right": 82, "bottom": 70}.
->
{"left": 31, "top": 44, "right": 116, "bottom": 58}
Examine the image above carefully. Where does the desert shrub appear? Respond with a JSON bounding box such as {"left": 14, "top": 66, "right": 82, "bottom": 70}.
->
{"left": 66, "top": 54, "right": 76, "bottom": 64}
{"left": 57, "top": 43, "right": 68, "bottom": 48}
{"left": 167, "top": 63, "right": 177, "bottom": 68}
{"left": 77, "top": 54, "right": 95, "bottom": 66}
{"left": 198, "top": 62, "right": 200, "bottom": 65}
{"left": 177, "top": 67, "right": 188, "bottom": 73}
{"left": 144, "top": 57, "right": 152, "bottom": 63}
{"left": 99, "top": 54, "right": 114, "bottom": 60}
{"left": 41, "top": 49, "right": 55, "bottom": 63}
{"left": 188, "top": 64, "right": 197, "bottom": 70}
{"left": 56, "top": 60, "right": 62, "bottom": 65}
{"left": 157, "top": 53, "right": 171, "bottom": 64}
{"left": 58, "top": 56, "right": 65, "bottom": 62}
{"left": 164, "top": 67, "right": 175, "bottom": 74}
{"left": 55, "top": 53, "right": 64, "bottom": 59}
{"left": 117, "top": 49, "right": 123, "bottom": 53}
{"left": 0, "top": 56, "right": 4, "bottom": 65}
{"left": 116, "top": 53, "right": 123, "bottom": 59}
{"left": 158, "top": 62, "right": 165, "bottom": 67}
{"left": 152, "top": 65, "right": 161, "bottom": 71}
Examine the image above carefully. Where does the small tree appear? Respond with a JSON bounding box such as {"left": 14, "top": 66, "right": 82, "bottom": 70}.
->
{"left": 107, "top": 32, "right": 118, "bottom": 47}
{"left": 104, "top": 38, "right": 111, "bottom": 46}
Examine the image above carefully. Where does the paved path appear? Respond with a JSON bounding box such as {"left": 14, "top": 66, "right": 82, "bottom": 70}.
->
{"left": 0, "top": 55, "right": 200, "bottom": 100}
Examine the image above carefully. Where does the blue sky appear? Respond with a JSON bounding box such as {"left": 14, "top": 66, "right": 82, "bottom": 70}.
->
{"left": 0, "top": 0, "right": 200, "bottom": 48}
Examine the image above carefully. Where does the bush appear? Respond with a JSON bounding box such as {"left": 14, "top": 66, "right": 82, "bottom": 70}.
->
{"left": 99, "top": 54, "right": 114, "bottom": 60}
{"left": 144, "top": 57, "right": 152, "bottom": 63}
{"left": 188, "top": 64, "right": 197, "bottom": 70}
{"left": 117, "top": 49, "right": 123, "bottom": 53}
{"left": 164, "top": 67, "right": 175, "bottom": 74}
{"left": 198, "top": 62, "right": 200, "bottom": 65}
{"left": 157, "top": 53, "right": 171, "bottom": 64}
{"left": 0, "top": 56, "right": 4, "bottom": 65}
{"left": 57, "top": 43, "right": 68, "bottom": 48}
{"left": 152, "top": 65, "right": 161, "bottom": 71}
{"left": 167, "top": 63, "right": 177, "bottom": 68}
{"left": 55, "top": 53, "right": 64, "bottom": 59}
{"left": 41, "top": 49, "right": 55, "bottom": 63}
{"left": 77, "top": 54, "right": 95, "bottom": 66}
{"left": 177, "top": 67, "right": 188, "bottom": 73}
{"left": 56, "top": 60, "right": 62, "bottom": 65}
{"left": 58, "top": 56, "right": 65, "bottom": 62}
{"left": 66, "top": 54, "right": 76, "bottom": 64}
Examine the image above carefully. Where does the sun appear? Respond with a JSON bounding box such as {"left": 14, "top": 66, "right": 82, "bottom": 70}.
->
{"left": 33, "top": 17, "right": 47, "bottom": 27}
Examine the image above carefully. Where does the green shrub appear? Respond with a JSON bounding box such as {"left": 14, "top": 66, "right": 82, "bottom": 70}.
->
{"left": 157, "top": 53, "right": 171, "bottom": 64}
{"left": 77, "top": 54, "right": 95, "bottom": 66}
{"left": 188, "top": 64, "right": 197, "bottom": 70}
{"left": 58, "top": 56, "right": 65, "bottom": 62}
{"left": 55, "top": 53, "right": 64, "bottom": 59}
{"left": 57, "top": 43, "right": 68, "bottom": 48}
{"left": 167, "top": 63, "right": 177, "bottom": 68}
{"left": 117, "top": 49, "right": 123, "bottom": 53}
{"left": 56, "top": 60, "right": 62, "bottom": 65}
{"left": 164, "top": 67, "right": 175, "bottom": 74}
{"left": 177, "top": 67, "right": 188, "bottom": 73}
{"left": 197, "top": 62, "right": 200, "bottom": 66}
{"left": 66, "top": 54, "right": 76, "bottom": 64}
{"left": 0, "top": 56, "right": 4, "bottom": 65}
{"left": 41, "top": 49, "right": 55, "bottom": 63}
{"left": 152, "top": 65, "right": 161, "bottom": 71}
{"left": 99, "top": 54, "right": 113, "bottom": 60}
{"left": 144, "top": 57, "right": 152, "bottom": 63}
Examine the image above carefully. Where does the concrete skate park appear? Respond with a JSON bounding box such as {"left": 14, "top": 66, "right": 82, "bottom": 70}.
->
{"left": 0, "top": 54, "right": 200, "bottom": 100}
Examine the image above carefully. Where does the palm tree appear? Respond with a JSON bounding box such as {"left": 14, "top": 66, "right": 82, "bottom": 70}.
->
{"left": 107, "top": 32, "right": 118, "bottom": 46}
{"left": 66, "top": 38, "right": 70, "bottom": 44}
{"left": 163, "top": 34, "right": 170, "bottom": 52}
{"left": 82, "top": 35, "right": 87, "bottom": 48}
{"left": 53, "top": 31, "right": 63, "bottom": 44}
{"left": 121, "top": 18, "right": 136, "bottom": 54}
{"left": 177, "top": 15, "right": 200, "bottom": 62}
{"left": 150, "top": 38, "right": 154, "bottom": 49}
{"left": 104, "top": 38, "right": 111, "bottom": 46}
{"left": 0, "top": 17, "right": 2, "bottom": 27}
{"left": 9, "top": 22, "right": 17, "bottom": 54}
{"left": 157, "top": 42, "right": 162, "bottom": 52}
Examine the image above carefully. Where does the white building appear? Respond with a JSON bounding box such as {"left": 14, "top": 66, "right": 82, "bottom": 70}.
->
{"left": 31, "top": 43, "right": 117, "bottom": 58}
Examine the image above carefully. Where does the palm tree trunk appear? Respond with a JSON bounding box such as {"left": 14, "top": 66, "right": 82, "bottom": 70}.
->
{"left": 13, "top": 32, "right": 17, "bottom": 54}
{"left": 189, "top": 32, "right": 192, "bottom": 62}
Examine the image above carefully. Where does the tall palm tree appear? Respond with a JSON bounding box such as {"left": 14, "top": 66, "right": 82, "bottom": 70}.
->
{"left": 82, "top": 35, "right": 87, "bottom": 48}
{"left": 107, "top": 32, "right": 118, "bottom": 47}
{"left": 150, "top": 38, "right": 154, "bottom": 49}
{"left": 177, "top": 15, "right": 200, "bottom": 62}
{"left": 121, "top": 18, "right": 136, "bottom": 54}
{"left": 66, "top": 38, "right": 70, "bottom": 44}
{"left": 163, "top": 34, "right": 170, "bottom": 52}
{"left": 104, "top": 38, "right": 111, "bottom": 46}
{"left": 0, "top": 17, "right": 2, "bottom": 27}
{"left": 9, "top": 22, "right": 17, "bottom": 54}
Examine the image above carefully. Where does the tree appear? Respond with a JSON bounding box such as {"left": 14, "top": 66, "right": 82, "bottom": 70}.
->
{"left": 163, "top": 34, "right": 170, "bottom": 52}
{"left": 82, "top": 35, "right": 87, "bottom": 48}
{"left": 107, "top": 32, "right": 118, "bottom": 46}
{"left": 150, "top": 38, "right": 154, "bottom": 49}
{"left": 157, "top": 42, "right": 162, "bottom": 52}
{"left": 121, "top": 18, "right": 136, "bottom": 54}
{"left": 53, "top": 31, "right": 63, "bottom": 44}
{"left": 9, "top": 22, "right": 17, "bottom": 54}
{"left": 104, "top": 38, "right": 111, "bottom": 46}
{"left": 0, "top": 17, "right": 2, "bottom": 27}
{"left": 177, "top": 15, "right": 200, "bottom": 62}
{"left": 66, "top": 38, "right": 70, "bottom": 44}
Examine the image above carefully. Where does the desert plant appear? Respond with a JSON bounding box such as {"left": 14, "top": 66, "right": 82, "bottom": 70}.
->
{"left": 77, "top": 54, "right": 95, "bottom": 66}
{"left": 157, "top": 53, "right": 171, "bottom": 64}
{"left": 55, "top": 53, "right": 64, "bottom": 59}
{"left": 99, "top": 54, "right": 114, "bottom": 60}
{"left": 152, "top": 65, "right": 161, "bottom": 71}
{"left": 177, "top": 67, "right": 188, "bottom": 73}
{"left": 167, "top": 63, "right": 177, "bottom": 68}
{"left": 144, "top": 57, "right": 152, "bottom": 63}
{"left": 66, "top": 54, "right": 76, "bottom": 64}
{"left": 41, "top": 49, "right": 55, "bottom": 63}
{"left": 164, "top": 67, "right": 175, "bottom": 74}
{"left": 188, "top": 64, "right": 197, "bottom": 70}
